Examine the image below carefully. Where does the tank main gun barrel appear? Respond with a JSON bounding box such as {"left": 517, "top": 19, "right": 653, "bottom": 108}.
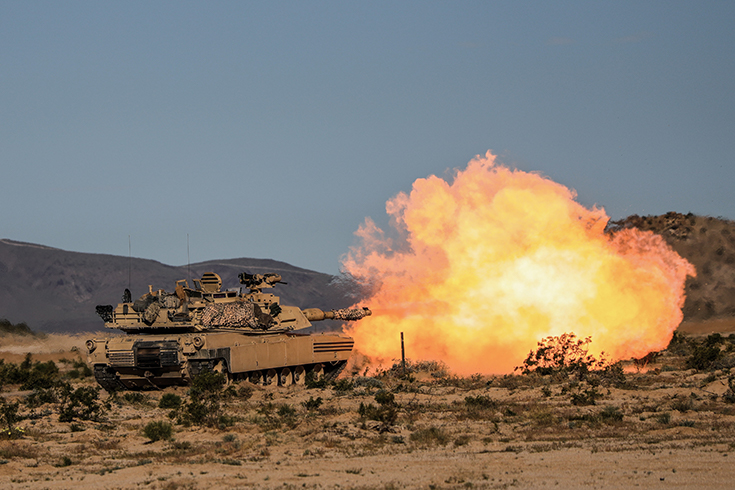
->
{"left": 302, "top": 307, "right": 372, "bottom": 322}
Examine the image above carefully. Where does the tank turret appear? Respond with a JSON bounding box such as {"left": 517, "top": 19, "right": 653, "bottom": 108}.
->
{"left": 94, "top": 271, "right": 370, "bottom": 334}
{"left": 87, "top": 271, "right": 370, "bottom": 391}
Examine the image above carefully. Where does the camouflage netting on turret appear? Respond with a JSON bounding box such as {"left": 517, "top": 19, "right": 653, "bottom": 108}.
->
{"left": 330, "top": 307, "right": 371, "bottom": 321}
{"left": 133, "top": 293, "right": 182, "bottom": 325}
{"left": 201, "top": 302, "right": 272, "bottom": 329}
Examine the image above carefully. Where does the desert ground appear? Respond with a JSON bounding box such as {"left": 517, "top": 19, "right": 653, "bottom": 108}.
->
{"left": 2, "top": 322, "right": 735, "bottom": 489}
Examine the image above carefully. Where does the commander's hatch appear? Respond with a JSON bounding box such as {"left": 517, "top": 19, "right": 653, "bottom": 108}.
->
{"left": 200, "top": 272, "right": 222, "bottom": 293}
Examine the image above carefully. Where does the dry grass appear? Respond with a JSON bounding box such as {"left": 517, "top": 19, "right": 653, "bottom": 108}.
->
{"left": 1, "top": 327, "right": 735, "bottom": 487}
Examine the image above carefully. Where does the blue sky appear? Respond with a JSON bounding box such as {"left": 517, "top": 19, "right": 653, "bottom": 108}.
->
{"left": 1, "top": 1, "right": 733, "bottom": 274}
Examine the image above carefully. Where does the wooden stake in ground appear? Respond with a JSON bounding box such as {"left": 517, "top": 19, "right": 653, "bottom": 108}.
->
{"left": 401, "top": 331, "right": 406, "bottom": 375}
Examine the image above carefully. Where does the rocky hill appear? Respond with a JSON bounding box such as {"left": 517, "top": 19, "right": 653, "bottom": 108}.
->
{"left": 0, "top": 239, "right": 355, "bottom": 333}
{"left": 608, "top": 212, "right": 735, "bottom": 320}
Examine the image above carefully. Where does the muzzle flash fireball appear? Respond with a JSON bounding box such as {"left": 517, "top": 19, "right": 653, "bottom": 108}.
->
{"left": 343, "top": 151, "right": 695, "bottom": 375}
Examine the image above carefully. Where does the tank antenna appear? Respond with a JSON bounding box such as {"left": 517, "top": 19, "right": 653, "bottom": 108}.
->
{"left": 187, "top": 233, "right": 190, "bottom": 285}
{"left": 128, "top": 235, "right": 132, "bottom": 291}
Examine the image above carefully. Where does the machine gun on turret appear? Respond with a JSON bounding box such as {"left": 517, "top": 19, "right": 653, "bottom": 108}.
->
{"left": 238, "top": 272, "right": 287, "bottom": 292}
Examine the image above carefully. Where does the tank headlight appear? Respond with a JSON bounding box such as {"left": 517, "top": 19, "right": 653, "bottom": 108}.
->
{"left": 85, "top": 340, "right": 96, "bottom": 353}
{"left": 192, "top": 336, "right": 204, "bottom": 349}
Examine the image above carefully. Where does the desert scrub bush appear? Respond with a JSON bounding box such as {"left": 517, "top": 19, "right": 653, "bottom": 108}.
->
{"left": 464, "top": 394, "right": 495, "bottom": 409}
{"left": 489, "top": 374, "right": 523, "bottom": 390}
{"left": 0, "top": 441, "right": 39, "bottom": 460}
{"left": 457, "top": 394, "right": 497, "bottom": 420}
{"left": 414, "top": 360, "right": 450, "bottom": 378}
{"left": 454, "top": 434, "right": 471, "bottom": 446}
{"left": 0, "top": 360, "right": 23, "bottom": 387}
{"left": 352, "top": 376, "right": 385, "bottom": 392}
{"left": 305, "top": 371, "right": 328, "bottom": 389}
{"left": 357, "top": 403, "right": 387, "bottom": 424}
{"left": 374, "top": 390, "right": 396, "bottom": 407}
{"left": 723, "top": 377, "right": 735, "bottom": 403}
{"left": 253, "top": 402, "right": 298, "bottom": 431}
{"left": 235, "top": 384, "right": 254, "bottom": 400}
{"left": 167, "top": 440, "right": 193, "bottom": 453}
{"left": 666, "top": 331, "right": 693, "bottom": 356}
{"left": 20, "top": 359, "right": 60, "bottom": 390}
{"left": 191, "top": 370, "right": 227, "bottom": 395}
{"left": 599, "top": 406, "right": 624, "bottom": 423}
{"left": 529, "top": 409, "right": 556, "bottom": 427}
{"left": 597, "top": 362, "right": 628, "bottom": 388}
{"left": 171, "top": 371, "right": 226, "bottom": 427}
{"left": 567, "top": 412, "right": 601, "bottom": 428}
{"left": 569, "top": 385, "right": 602, "bottom": 406}
{"left": 434, "top": 373, "right": 487, "bottom": 390}
{"left": 686, "top": 343, "right": 723, "bottom": 371}
{"left": 409, "top": 426, "right": 449, "bottom": 447}
{"left": 358, "top": 390, "right": 399, "bottom": 429}
{"left": 670, "top": 395, "right": 694, "bottom": 413}
{"left": 0, "top": 354, "right": 60, "bottom": 390}
{"left": 332, "top": 378, "right": 354, "bottom": 394}
{"left": 24, "top": 387, "right": 57, "bottom": 408}
{"left": 517, "top": 333, "right": 606, "bottom": 378}
{"left": 159, "top": 393, "right": 183, "bottom": 409}
{"left": 302, "top": 396, "right": 323, "bottom": 411}
{"left": 143, "top": 420, "right": 174, "bottom": 442}
{"left": 66, "top": 360, "right": 92, "bottom": 379}
{"left": 57, "top": 382, "right": 104, "bottom": 422}
{"left": 0, "top": 399, "right": 23, "bottom": 439}
{"left": 55, "top": 456, "right": 73, "bottom": 467}
{"left": 381, "top": 359, "right": 450, "bottom": 379}
{"left": 122, "top": 392, "right": 150, "bottom": 405}
{"left": 277, "top": 404, "right": 296, "bottom": 417}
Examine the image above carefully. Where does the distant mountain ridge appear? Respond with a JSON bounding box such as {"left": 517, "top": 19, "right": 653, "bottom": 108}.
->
{"left": 0, "top": 239, "right": 354, "bottom": 333}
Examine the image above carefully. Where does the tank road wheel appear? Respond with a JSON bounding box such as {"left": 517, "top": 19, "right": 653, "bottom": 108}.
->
{"left": 278, "top": 367, "right": 293, "bottom": 387}
{"left": 248, "top": 371, "right": 263, "bottom": 385}
{"left": 306, "top": 364, "right": 325, "bottom": 385}
{"left": 293, "top": 366, "right": 306, "bottom": 386}
{"left": 264, "top": 369, "right": 277, "bottom": 386}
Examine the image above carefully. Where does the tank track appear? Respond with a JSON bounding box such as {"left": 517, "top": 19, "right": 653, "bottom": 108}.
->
{"left": 323, "top": 361, "right": 347, "bottom": 383}
{"left": 93, "top": 365, "right": 125, "bottom": 393}
{"left": 94, "top": 360, "right": 349, "bottom": 391}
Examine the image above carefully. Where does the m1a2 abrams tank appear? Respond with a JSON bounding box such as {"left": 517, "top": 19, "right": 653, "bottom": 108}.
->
{"left": 86, "top": 271, "right": 371, "bottom": 391}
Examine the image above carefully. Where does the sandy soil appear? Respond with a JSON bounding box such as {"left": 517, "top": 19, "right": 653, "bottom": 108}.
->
{"left": 1, "top": 322, "right": 735, "bottom": 489}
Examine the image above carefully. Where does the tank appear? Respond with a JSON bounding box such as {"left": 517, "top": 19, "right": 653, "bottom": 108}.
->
{"left": 86, "top": 271, "right": 371, "bottom": 391}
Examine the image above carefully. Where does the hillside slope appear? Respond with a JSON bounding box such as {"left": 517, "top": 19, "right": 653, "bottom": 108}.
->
{"left": 608, "top": 212, "right": 735, "bottom": 320}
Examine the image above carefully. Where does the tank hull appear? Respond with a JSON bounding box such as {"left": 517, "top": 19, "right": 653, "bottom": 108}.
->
{"left": 87, "top": 330, "right": 353, "bottom": 391}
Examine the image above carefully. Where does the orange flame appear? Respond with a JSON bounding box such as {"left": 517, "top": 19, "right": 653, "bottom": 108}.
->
{"left": 342, "top": 152, "right": 696, "bottom": 374}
